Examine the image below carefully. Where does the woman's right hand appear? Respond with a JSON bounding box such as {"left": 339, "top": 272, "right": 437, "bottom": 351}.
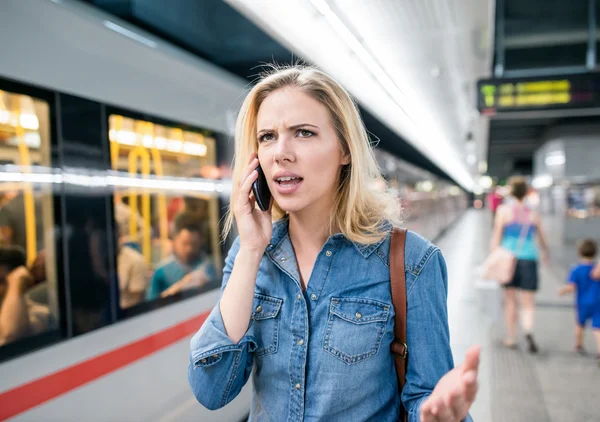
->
{"left": 233, "top": 154, "right": 273, "bottom": 252}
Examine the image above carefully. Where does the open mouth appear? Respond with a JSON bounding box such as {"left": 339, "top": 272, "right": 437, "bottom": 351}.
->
{"left": 275, "top": 176, "right": 303, "bottom": 186}
{"left": 274, "top": 176, "right": 304, "bottom": 194}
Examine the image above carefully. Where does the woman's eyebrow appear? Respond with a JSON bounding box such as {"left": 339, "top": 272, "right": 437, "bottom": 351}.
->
{"left": 288, "top": 123, "right": 319, "bottom": 130}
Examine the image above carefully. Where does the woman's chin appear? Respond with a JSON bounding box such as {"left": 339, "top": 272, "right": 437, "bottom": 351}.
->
{"left": 274, "top": 197, "right": 307, "bottom": 214}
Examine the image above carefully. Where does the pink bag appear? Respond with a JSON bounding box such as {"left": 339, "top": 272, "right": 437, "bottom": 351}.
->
{"left": 481, "top": 247, "right": 517, "bottom": 284}
{"left": 482, "top": 207, "right": 532, "bottom": 284}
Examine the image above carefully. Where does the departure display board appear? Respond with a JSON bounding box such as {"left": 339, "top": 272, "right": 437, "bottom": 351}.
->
{"left": 476, "top": 73, "right": 600, "bottom": 115}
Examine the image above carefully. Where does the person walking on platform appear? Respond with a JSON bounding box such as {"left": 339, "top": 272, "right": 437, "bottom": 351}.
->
{"left": 558, "top": 239, "right": 600, "bottom": 365}
{"left": 490, "top": 177, "right": 550, "bottom": 353}
{"left": 188, "top": 65, "right": 480, "bottom": 421}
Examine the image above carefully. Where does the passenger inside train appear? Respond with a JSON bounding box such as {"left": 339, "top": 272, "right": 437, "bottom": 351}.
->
{"left": 146, "top": 214, "right": 217, "bottom": 300}
{"left": 0, "top": 246, "right": 52, "bottom": 346}
{"left": 0, "top": 190, "right": 44, "bottom": 252}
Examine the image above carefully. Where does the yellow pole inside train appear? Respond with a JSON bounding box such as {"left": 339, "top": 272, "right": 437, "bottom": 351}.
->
{"left": 15, "top": 109, "right": 37, "bottom": 265}
{"left": 147, "top": 122, "right": 169, "bottom": 259}
{"left": 128, "top": 139, "right": 152, "bottom": 264}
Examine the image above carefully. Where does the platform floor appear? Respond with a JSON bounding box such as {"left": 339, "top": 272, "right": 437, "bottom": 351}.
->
{"left": 442, "top": 209, "right": 600, "bottom": 422}
{"left": 169, "top": 209, "right": 600, "bottom": 422}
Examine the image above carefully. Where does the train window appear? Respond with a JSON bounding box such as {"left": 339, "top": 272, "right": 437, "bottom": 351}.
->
{"left": 0, "top": 90, "right": 59, "bottom": 349}
{"left": 108, "top": 115, "right": 222, "bottom": 313}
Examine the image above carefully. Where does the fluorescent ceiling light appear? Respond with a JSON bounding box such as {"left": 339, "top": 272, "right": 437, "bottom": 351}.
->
{"left": 545, "top": 153, "right": 565, "bottom": 166}
{"left": 532, "top": 174, "right": 553, "bottom": 189}
{"left": 227, "top": 0, "right": 474, "bottom": 190}
{"left": 103, "top": 21, "right": 157, "bottom": 49}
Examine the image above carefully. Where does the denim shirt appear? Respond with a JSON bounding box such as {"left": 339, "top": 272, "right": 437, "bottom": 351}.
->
{"left": 189, "top": 218, "right": 470, "bottom": 422}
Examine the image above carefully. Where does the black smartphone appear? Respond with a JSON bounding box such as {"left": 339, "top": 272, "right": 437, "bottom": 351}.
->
{"left": 252, "top": 164, "right": 272, "bottom": 211}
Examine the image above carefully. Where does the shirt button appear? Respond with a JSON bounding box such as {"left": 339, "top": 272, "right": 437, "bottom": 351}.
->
{"left": 212, "top": 354, "right": 219, "bottom": 359}
{"left": 281, "top": 257, "right": 287, "bottom": 262}
{"left": 200, "top": 358, "right": 207, "bottom": 363}
{"left": 326, "top": 250, "right": 332, "bottom": 257}
{"left": 297, "top": 339, "right": 304, "bottom": 346}
{"left": 310, "top": 294, "right": 317, "bottom": 301}
{"left": 255, "top": 305, "right": 262, "bottom": 313}
{"left": 295, "top": 383, "right": 301, "bottom": 390}
{"left": 297, "top": 294, "right": 302, "bottom": 300}
{"left": 355, "top": 312, "right": 362, "bottom": 319}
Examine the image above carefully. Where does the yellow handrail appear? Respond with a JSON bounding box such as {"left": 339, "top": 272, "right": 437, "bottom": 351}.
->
{"left": 128, "top": 144, "right": 151, "bottom": 264}
{"left": 146, "top": 122, "right": 169, "bottom": 259}
{"left": 15, "top": 112, "right": 37, "bottom": 265}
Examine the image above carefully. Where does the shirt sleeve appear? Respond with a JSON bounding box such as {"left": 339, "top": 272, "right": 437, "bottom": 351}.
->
{"left": 27, "top": 300, "right": 51, "bottom": 335}
{"left": 188, "top": 236, "right": 258, "bottom": 410}
{"left": 567, "top": 267, "right": 578, "bottom": 285}
{"left": 401, "top": 248, "right": 473, "bottom": 422}
{"left": 128, "top": 255, "right": 149, "bottom": 294}
{"left": 146, "top": 268, "right": 165, "bottom": 300}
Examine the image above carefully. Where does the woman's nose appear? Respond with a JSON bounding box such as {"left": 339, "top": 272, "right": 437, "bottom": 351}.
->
{"left": 273, "top": 136, "right": 295, "bottom": 163}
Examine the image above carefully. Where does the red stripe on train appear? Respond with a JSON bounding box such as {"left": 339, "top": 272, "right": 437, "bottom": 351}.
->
{"left": 0, "top": 311, "right": 210, "bottom": 421}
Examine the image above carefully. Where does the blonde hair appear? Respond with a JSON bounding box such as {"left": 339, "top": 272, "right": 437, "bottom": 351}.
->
{"left": 222, "top": 65, "right": 402, "bottom": 245}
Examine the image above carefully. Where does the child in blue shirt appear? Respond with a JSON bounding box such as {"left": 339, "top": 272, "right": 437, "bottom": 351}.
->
{"left": 558, "top": 239, "right": 600, "bottom": 364}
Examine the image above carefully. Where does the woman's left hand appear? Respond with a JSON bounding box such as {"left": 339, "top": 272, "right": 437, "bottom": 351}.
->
{"left": 420, "top": 345, "right": 480, "bottom": 422}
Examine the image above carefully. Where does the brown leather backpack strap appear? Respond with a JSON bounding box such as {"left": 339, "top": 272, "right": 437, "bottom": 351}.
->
{"left": 390, "top": 227, "right": 408, "bottom": 421}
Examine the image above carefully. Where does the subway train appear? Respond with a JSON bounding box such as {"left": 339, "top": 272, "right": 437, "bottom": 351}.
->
{"left": 0, "top": 1, "right": 467, "bottom": 421}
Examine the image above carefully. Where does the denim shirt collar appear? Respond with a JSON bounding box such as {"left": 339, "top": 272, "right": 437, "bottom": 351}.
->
{"left": 266, "top": 216, "right": 392, "bottom": 259}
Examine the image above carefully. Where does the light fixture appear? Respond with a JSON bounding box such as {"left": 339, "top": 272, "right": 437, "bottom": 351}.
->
{"left": 479, "top": 175, "right": 493, "bottom": 189}
{"left": 420, "top": 180, "right": 434, "bottom": 192}
{"left": 307, "top": 0, "right": 473, "bottom": 190}
{"left": 545, "top": 153, "right": 565, "bottom": 166}
{"left": 532, "top": 174, "right": 553, "bottom": 189}
{"left": 449, "top": 186, "right": 461, "bottom": 196}
{"left": 109, "top": 130, "right": 207, "bottom": 157}
{"left": 19, "top": 114, "right": 39, "bottom": 131}
{"left": 103, "top": 21, "right": 157, "bottom": 49}
{"left": 226, "top": 0, "right": 474, "bottom": 191}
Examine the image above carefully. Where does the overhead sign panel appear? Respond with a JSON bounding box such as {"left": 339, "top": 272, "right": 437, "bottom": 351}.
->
{"left": 476, "top": 73, "right": 600, "bottom": 115}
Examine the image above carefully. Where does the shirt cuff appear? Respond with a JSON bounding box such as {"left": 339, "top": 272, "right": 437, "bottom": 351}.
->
{"left": 190, "top": 301, "right": 256, "bottom": 366}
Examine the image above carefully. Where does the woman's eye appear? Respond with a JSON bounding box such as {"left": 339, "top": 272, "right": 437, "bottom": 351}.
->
{"left": 297, "top": 129, "right": 315, "bottom": 138}
{"left": 258, "top": 133, "right": 275, "bottom": 142}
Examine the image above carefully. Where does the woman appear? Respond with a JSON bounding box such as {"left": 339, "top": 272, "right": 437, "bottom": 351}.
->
{"left": 188, "top": 66, "right": 479, "bottom": 421}
{"left": 490, "top": 177, "right": 550, "bottom": 353}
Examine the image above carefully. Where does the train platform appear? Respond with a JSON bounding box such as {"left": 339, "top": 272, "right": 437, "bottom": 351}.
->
{"left": 443, "top": 210, "right": 600, "bottom": 422}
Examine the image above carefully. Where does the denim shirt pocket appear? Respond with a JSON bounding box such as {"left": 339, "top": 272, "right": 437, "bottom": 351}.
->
{"left": 252, "top": 293, "right": 283, "bottom": 357}
{"left": 323, "top": 297, "right": 390, "bottom": 364}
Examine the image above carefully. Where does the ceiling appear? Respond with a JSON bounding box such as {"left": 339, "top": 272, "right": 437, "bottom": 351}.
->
{"left": 86, "top": 0, "right": 293, "bottom": 76}
{"left": 501, "top": 0, "right": 595, "bottom": 71}
{"left": 225, "top": 0, "right": 495, "bottom": 189}
{"left": 84, "top": 0, "right": 495, "bottom": 189}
